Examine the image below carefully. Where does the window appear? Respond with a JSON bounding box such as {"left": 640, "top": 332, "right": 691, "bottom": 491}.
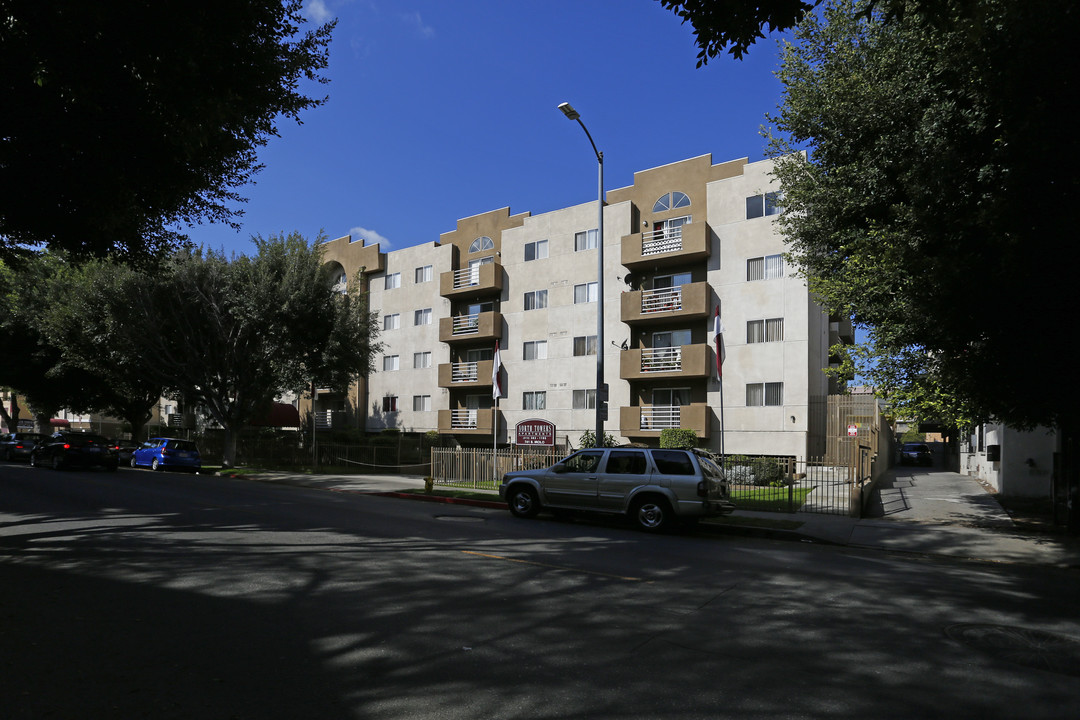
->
{"left": 523, "top": 340, "right": 547, "bottom": 361}
{"left": 574, "top": 228, "right": 598, "bottom": 251}
{"left": 469, "top": 236, "right": 495, "bottom": 253}
{"left": 653, "top": 329, "right": 692, "bottom": 348}
{"left": 522, "top": 391, "right": 546, "bottom": 410}
{"left": 413, "top": 395, "right": 431, "bottom": 412}
{"left": 414, "top": 308, "right": 432, "bottom": 326}
{"left": 466, "top": 348, "right": 493, "bottom": 362}
{"left": 382, "top": 355, "right": 399, "bottom": 372}
{"left": 746, "top": 382, "right": 784, "bottom": 406}
{"left": 747, "top": 318, "right": 784, "bottom": 343}
{"left": 413, "top": 351, "right": 431, "bottom": 369}
{"left": 652, "top": 191, "right": 691, "bottom": 213}
{"left": 415, "top": 265, "right": 433, "bottom": 283}
{"left": 652, "top": 388, "right": 690, "bottom": 406}
{"left": 524, "top": 289, "right": 548, "bottom": 310}
{"left": 383, "top": 313, "right": 400, "bottom": 330}
{"left": 652, "top": 450, "right": 695, "bottom": 475}
{"left": 654, "top": 272, "right": 692, "bottom": 289}
{"left": 745, "top": 191, "right": 783, "bottom": 219}
{"left": 382, "top": 396, "right": 398, "bottom": 412}
{"left": 384, "top": 272, "right": 401, "bottom": 290}
{"left": 525, "top": 239, "right": 548, "bottom": 261}
{"left": 747, "top": 254, "right": 785, "bottom": 281}
{"left": 574, "top": 282, "right": 598, "bottom": 304}
{"left": 606, "top": 450, "right": 648, "bottom": 475}
{"left": 573, "top": 389, "right": 596, "bottom": 409}
{"left": 573, "top": 335, "right": 597, "bottom": 356}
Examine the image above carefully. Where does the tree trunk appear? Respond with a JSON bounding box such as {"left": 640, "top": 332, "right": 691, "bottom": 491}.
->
{"left": 222, "top": 424, "right": 238, "bottom": 468}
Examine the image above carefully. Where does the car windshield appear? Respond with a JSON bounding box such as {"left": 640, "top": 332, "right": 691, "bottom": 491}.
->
{"left": 904, "top": 444, "right": 930, "bottom": 452}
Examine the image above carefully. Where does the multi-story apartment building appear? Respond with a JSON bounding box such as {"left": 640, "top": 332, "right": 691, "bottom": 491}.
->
{"left": 309, "top": 154, "right": 852, "bottom": 461}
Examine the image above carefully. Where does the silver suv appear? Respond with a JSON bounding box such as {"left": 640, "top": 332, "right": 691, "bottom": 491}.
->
{"left": 499, "top": 447, "right": 734, "bottom": 532}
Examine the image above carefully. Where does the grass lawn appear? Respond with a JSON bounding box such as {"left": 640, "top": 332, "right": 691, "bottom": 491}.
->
{"left": 731, "top": 486, "right": 812, "bottom": 512}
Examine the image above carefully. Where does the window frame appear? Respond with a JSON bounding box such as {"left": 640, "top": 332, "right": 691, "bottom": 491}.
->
{"left": 413, "top": 351, "right": 432, "bottom": 369}
{"left": 415, "top": 265, "right": 433, "bottom": 283}
{"left": 574, "top": 228, "right": 599, "bottom": 252}
{"left": 524, "top": 289, "right": 548, "bottom": 311}
{"left": 574, "top": 281, "right": 598, "bottom": 304}
{"left": 414, "top": 308, "right": 432, "bottom": 326}
{"left": 522, "top": 391, "right": 547, "bottom": 410}
{"left": 524, "top": 239, "right": 548, "bottom": 262}
{"left": 383, "top": 313, "right": 400, "bottom": 331}
{"left": 522, "top": 340, "right": 548, "bottom": 361}
{"left": 384, "top": 272, "right": 401, "bottom": 290}
{"left": 573, "top": 335, "right": 598, "bottom": 357}
{"left": 382, "top": 354, "right": 400, "bottom": 372}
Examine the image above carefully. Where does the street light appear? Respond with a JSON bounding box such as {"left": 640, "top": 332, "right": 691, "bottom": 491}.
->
{"left": 558, "top": 102, "right": 605, "bottom": 448}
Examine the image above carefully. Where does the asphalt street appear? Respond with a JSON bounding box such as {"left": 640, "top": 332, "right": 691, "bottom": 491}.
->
{"left": 2, "top": 460, "right": 1079, "bottom": 719}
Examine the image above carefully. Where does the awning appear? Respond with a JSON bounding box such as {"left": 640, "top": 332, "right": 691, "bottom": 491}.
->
{"left": 250, "top": 402, "right": 302, "bottom": 428}
{"left": 49, "top": 418, "right": 70, "bottom": 427}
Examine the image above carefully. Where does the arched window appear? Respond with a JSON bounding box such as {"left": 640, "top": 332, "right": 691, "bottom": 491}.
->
{"left": 469, "top": 236, "right": 494, "bottom": 253}
{"left": 652, "top": 191, "right": 691, "bottom": 213}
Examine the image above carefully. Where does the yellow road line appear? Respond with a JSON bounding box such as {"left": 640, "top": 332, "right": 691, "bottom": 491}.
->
{"left": 461, "top": 550, "right": 645, "bottom": 581}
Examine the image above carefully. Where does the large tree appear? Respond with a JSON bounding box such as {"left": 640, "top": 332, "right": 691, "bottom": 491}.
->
{"left": 765, "top": 0, "right": 1078, "bottom": 433}
{"left": 0, "top": 1, "right": 333, "bottom": 260}
{"left": 80, "top": 234, "right": 380, "bottom": 467}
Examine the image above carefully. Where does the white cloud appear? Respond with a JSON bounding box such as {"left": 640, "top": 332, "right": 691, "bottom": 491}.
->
{"left": 305, "top": 0, "right": 334, "bottom": 24}
{"left": 349, "top": 226, "right": 391, "bottom": 249}
{"left": 401, "top": 11, "right": 435, "bottom": 38}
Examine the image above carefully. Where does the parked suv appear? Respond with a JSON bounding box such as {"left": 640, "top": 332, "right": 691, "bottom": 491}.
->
{"left": 899, "top": 443, "right": 933, "bottom": 466}
{"left": 499, "top": 447, "right": 734, "bottom": 532}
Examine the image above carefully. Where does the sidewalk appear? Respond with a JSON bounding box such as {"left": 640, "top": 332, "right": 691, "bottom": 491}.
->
{"left": 230, "top": 468, "right": 1080, "bottom": 570}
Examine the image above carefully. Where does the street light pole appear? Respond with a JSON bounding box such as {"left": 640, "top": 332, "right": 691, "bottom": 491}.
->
{"left": 558, "top": 102, "right": 605, "bottom": 448}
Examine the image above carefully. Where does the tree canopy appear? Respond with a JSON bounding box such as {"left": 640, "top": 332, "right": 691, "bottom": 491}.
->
{"left": 0, "top": 1, "right": 333, "bottom": 260}
{"left": 765, "top": 0, "right": 1079, "bottom": 429}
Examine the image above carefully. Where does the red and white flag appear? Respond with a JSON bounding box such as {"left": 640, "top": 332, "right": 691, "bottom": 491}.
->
{"left": 709, "top": 305, "right": 725, "bottom": 380}
{"left": 492, "top": 341, "right": 503, "bottom": 399}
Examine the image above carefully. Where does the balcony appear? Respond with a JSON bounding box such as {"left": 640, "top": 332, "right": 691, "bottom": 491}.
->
{"left": 620, "top": 344, "right": 710, "bottom": 381}
{"left": 438, "top": 359, "right": 495, "bottom": 389}
{"left": 621, "top": 222, "right": 710, "bottom": 270}
{"left": 621, "top": 281, "right": 710, "bottom": 326}
{"left": 438, "top": 408, "right": 499, "bottom": 436}
{"left": 439, "top": 311, "right": 502, "bottom": 345}
{"left": 440, "top": 261, "right": 503, "bottom": 301}
{"left": 620, "top": 404, "right": 710, "bottom": 439}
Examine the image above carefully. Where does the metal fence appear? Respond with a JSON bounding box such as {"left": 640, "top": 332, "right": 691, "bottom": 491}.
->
{"left": 722, "top": 444, "right": 873, "bottom": 517}
{"left": 430, "top": 446, "right": 566, "bottom": 490}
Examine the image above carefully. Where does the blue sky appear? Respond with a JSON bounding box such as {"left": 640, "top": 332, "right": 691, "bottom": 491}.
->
{"left": 184, "top": 0, "right": 791, "bottom": 256}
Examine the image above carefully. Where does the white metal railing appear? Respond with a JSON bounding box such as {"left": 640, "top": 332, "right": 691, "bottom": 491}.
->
{"left": 641, "top": 286, "right": 682, "bottom": 314}
{"left": 641, "top": 347, "right": 682, "bottom": 373}
{"left": 452, "top": 266, "right": 480, "bottom": 289}
{"left": 641, "top": 226, "right": 684, "bottom": 256}
{"left": 452, "top": 314, "right": 481, "bottom": 335}
{"left": 640, "top": 405, "right": 681, "bottom": 430}
{"left": 451, "top": 409, "right": 478, "bottom": 429}
{"left": 451, "top": 362, "right": 479, "bottom": 383}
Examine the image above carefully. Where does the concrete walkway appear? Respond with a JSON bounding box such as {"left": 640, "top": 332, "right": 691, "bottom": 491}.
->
{"left": 230, "top": 466, "right": 1080, "bottom": 570}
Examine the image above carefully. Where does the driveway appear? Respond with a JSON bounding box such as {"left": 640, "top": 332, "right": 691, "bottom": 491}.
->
{"left": 864, "top": 462, "right": 1013, "bottom": 529}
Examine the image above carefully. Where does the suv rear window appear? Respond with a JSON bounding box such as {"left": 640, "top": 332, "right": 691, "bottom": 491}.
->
{"left": 651, "top": 450, "right": 695, "bottom": 475}
{"left": 166, "top": 440, "right": 198, "bottom": 451}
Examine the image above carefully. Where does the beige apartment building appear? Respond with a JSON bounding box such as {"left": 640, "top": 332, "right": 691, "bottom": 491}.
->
{"left": 309, "top": 154, "right": 852, "bottom": 461}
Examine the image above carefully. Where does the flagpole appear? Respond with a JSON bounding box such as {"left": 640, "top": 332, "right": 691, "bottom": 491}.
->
{"left": 493, "top": 396, "right": 498, "bottom": 484}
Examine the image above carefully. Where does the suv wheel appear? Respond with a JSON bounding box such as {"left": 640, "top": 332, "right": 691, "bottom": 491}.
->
{"left": 507, "top": 485, "right": 540, "bottom": 519}
{"left": 130, "top": 456, "right": 138, "bottom": 468}
{"left": 152, "top": 458, "right": 161, "bottom": 471}
{"left": 631, "top": 496, "right": 672, "bottom": 532}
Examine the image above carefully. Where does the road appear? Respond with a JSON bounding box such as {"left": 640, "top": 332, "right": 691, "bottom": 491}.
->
{"left": 2, "top": 461, "right": 1079, "bottom": 719}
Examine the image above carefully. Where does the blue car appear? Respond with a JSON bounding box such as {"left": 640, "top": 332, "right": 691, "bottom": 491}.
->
{"left": 131, "top": 437, "right": 201, "bottom": 473}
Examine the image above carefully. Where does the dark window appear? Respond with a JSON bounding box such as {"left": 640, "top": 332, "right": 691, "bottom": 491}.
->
{"left": 651, "top": 450, "right": 695, "bottom": 475}
{"left": 605, "top": 450, "right": 648, "bottom": 475}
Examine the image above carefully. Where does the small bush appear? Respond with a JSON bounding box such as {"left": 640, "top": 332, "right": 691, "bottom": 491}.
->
{"left": 659, "top": 428, "right": 698, "bottom": 449}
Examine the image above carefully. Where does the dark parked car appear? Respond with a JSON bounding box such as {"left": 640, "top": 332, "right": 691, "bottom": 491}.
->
{"left": 900, "top": 442, "right": 933, "bottom": 466}
{"left": 1, "top": 432, "right": 49, "bottom": 461}
{"left": 108, "top": 438, "right": 139, "bottom": 464}
{"left": 131, "top": 437, "right": 201, "bottom": 473}
{"left": 29, "top": 432, "right": 119, "bottom": 470}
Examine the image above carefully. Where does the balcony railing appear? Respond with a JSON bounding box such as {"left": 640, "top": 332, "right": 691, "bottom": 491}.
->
{"left": 640, "top": 405, "right": 681, "bottom": 430}
{"left": 452, "top": 314, "right": 481, "bottom": 336}
{"left": 451, "top": 267, "right": 481, "bottom": 289}
{"left": 641, "top": 347, "right": 682, "bottom": 373}
{"left": 641, "top": 286, "right": 682, "bottom": 314}
{"left": 641, "top": 226, "right": 684, "bottom": 256}
{"left": 451, "top": 409, "right": 478, "bottom": 430}
{"left": 451, "top": 362, "right": 479, "bottom": 383}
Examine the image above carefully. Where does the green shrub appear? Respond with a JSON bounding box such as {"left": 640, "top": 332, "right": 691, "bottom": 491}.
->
{"left": 659, "top": 428, "right": 697, "bottom": 449}
{"left": 578, "top": 430, "right": 619, "bottom": 448}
